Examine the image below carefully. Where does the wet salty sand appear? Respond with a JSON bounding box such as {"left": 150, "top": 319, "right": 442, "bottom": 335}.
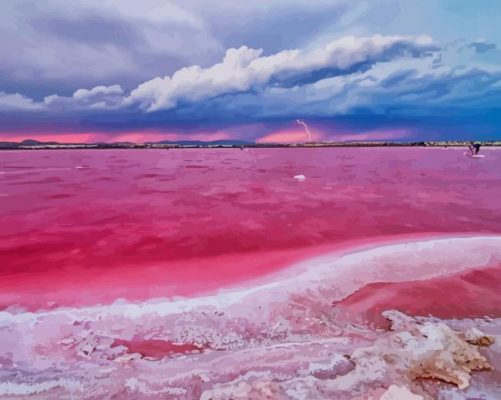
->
{"left": 1, "top": 148, "right": 501, "bottom": 398}
{"left": 2, "top": 235, "right": 501, "bottom": 399}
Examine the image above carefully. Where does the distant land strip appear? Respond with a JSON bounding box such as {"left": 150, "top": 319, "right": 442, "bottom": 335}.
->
{"left": 1, "top": 139, "right": 500, "bottom": 150}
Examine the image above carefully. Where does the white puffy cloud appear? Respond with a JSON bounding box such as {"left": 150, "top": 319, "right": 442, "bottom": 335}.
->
{"left": 0, "top": 92, "right": 42, "bottom": 111}
{"left": 72, "top": 84, "right": 124, "bottom": 100}
{"left": 126, "top": 34, "right": 437, "bottom": 111}
{"left": 43, "top": 84, "right": 124, "bottom": 110}
{"left": 0, "top": 83, "right": 126, "bottom": 112}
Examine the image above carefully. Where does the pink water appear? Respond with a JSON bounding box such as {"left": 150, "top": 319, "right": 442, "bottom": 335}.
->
{"left": 1, "top": 147, "right": 501, "bottom": 310}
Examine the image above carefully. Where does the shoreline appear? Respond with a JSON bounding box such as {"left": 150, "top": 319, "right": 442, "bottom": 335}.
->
{"left": 1, "top": 232, "right": 496, "bottom": 314}
{"left": 3, "top": 233, "right": 500, "bottom": 319}
{"left": 1, "top": 142, "right": 501, "bottom": 151}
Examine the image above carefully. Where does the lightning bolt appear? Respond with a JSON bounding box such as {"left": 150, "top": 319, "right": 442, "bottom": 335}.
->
{"left": 296, "top": 119, "right": 312, "bottom": 142}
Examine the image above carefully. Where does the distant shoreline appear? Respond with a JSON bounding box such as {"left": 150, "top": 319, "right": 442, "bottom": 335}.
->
{"left": 1, "top": 141, "right": 501, "bottom": 150}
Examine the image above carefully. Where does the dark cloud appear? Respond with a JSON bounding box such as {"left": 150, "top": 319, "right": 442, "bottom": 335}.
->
{"left": 0, "top": 0, "right": 223, "bottom": 97}
{"left": 206, "top": 2, "right": 353, "bottom": 53}
{"left": 29, "top": 12, "right": 145, "bottom": 49}
{"left": 467, "top": 40, "right": 497, "bottom": 54}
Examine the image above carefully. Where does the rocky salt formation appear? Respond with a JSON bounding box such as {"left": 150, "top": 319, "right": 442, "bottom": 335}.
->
{"left": 0, "top": 309, "right": 495, "bottom": 399}
{"left": 340, "top": 310, "right": 494, "bottom": 397}
{"left": 201, "top": 311, "right": 495, "bottom": 400}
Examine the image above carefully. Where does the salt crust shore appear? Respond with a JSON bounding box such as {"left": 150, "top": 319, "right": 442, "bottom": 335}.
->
{"left": 1, "top": 236, "right": 501, "bottom": 399}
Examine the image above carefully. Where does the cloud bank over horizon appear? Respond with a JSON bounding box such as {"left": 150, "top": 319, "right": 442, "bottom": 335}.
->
{"left": 1, "top": 0, "right": 501, "bottom": 142}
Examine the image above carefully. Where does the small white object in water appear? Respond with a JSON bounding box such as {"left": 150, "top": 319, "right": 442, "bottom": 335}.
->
{"left": 293, "top": 174, "right": 306, "bottom": 181}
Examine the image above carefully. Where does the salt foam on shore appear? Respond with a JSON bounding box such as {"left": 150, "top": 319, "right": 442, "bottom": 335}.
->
{"left": 1, "top": 236, "right": 501, "bottom": 399}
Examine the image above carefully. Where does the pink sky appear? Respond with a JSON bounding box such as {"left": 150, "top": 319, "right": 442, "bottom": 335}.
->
{"left": 1, "top": 127, "right": 411, "bottom": 144}
{"left": 257, "top": 129, "right": 323, "bottom": 144}
{"left": 257, "top": 128, "right": 411, "bottom": 144}
{"left": 1, "top": 130, "right": 232, "bottom": 144}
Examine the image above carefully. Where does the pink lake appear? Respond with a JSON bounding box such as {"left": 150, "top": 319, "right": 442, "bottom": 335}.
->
{"left": 1, "top": 147, "right": 501, "bottom": 311}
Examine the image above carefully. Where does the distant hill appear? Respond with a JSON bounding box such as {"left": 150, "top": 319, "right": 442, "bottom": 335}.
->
{"left": 0, "top": 139, "right": 61, "bottom": 148}
{"left": 21, "top": 139, "right": 62, "bottom": 146}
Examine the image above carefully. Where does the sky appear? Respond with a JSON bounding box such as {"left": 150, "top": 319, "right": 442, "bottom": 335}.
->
{"left": 1, "top": 0, "right": 501, "bottom": 143}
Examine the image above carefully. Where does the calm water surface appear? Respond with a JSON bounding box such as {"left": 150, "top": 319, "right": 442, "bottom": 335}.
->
{"left": 1, "top": 147, "right": 500, "bottom": 309}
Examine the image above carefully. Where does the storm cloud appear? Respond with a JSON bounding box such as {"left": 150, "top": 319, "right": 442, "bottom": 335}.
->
{"left": 0, "top": 0, "right": 501, "bottom": 141}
